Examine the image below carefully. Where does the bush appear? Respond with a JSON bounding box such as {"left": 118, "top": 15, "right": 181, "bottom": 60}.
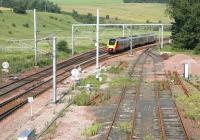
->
{"left": 57, "top": 40, "right": 70, "bottom": 53}
{"left": 194, "top": 43, "right": 200, "bottom": 54}
{"left": 13, "top": 6, "right": 27, "bottom": 14}
{"left": 72, "top": 9, "right": 78, "bottom": 17}
{"left": 115, "top": 17, "right": 119, "bottom": 20}
{"left": 12, "top": 23, "right": 16, "bottom": 27}
{"left": 106, "top": 15, "right": 110, "bottom": 19}
{"left": 0, "top": 10, "right": 3, "bottom": 13}
{"left": 2, "top": 19, "right": 5, "bottom": 22}
{"left": 82, "top": 123, "right": 101, "bottom": 137}
{"left": 8, "top": 31, "right": 12, "bottom": 34}
{"left": 49, "top": 16, "right": 54, "bottom": 19}
{"left": 73, "top": 92, "right": 90, "bottom": 106}
{"left": 23, "top": 23, "right": 29, "bottom": 28}
{"left": 79, "top": 75, "right": 107, "bottom": 91}
{"left": 43, "top": 24, "right": 46, "bottom": 28}
{"left": 108, "top": 66, "right": 123, "bottom": 74}
{"left": 146, "top": 20, "right": 150, "bottom": 23}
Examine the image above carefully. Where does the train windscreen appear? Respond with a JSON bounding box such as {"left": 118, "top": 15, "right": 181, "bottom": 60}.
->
{"left": 109, "top": 39, "right": 116, "bottom": 45}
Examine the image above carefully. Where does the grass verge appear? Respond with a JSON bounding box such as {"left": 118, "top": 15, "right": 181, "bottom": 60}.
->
{"left": 73, "top": 92, "right": 91, "bottom": 106}
{"left": 176, "top": 94, "right": 200, "bottom": 121}
{"left": 82, "top": 123, "right": 102, "bottom": 137}
{"left": 107, "top": 66, "right": 124, "bottom": 74}
{"left": 109, "top": 76, "right": 132, "bottom": 89}
{"left": 161, "top": 44, "right": 198, "bottom": 56}
{"left": 79, "top": 74, "right": 107, "bottom": 91}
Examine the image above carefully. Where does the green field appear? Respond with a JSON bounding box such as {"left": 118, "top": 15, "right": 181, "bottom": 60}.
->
{"left": 0, "top": 10, "right": 77, "bottom": 77}
{"left": 0, "top": 10, "right": 76, "bottom": 46}
{"left": 51, "top": 0, "right": 170, "bottom": 23}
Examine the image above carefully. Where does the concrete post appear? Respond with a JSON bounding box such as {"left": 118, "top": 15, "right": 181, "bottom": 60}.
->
{"left": 71, "top": 25, "right": 74, "bottom": 56}
{"left": 161, "top": 24, "right": 164, "bottom": 49}
{"left": 123, "top": 24, "right": 125, "bottom": 37}
{"left": 34, "top": 9, "right": 38, "bottom": 66}
{"left": 52, "top": 37, "right": 57, "bottom": 103}
{"left": 96, "top": 9, "right": 100, "bottom": 79}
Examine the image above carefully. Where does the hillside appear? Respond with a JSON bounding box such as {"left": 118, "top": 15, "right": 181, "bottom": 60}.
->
{"left": 51, "top": 0, "right": 170, "bottom": 23}
{"left": 0, "top": 10, "right": 77, "bottom": 47}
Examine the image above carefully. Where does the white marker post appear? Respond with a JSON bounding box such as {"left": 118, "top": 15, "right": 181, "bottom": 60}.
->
{"left": 71, "top": 68, "right": 80, "bottom": 90}
{"left": 2, "top": 61, "right": 9, "bottom": 70}
{"left": 1, "top": 62, "right": 9, "bottom": 82}
{"left": 34, "top": 9, "right": 38, "bottom": 66}
{"left": 52, "top": 37, "right": 57, "bottom": 103}
{"left": 28, "top": 97, "right": 34, "bottom": 117}
{"left": 96, "top": 9, "right": 100, "bottom": 79}
{"left": 184, "top": 63, "right": 189, "bottom": 80}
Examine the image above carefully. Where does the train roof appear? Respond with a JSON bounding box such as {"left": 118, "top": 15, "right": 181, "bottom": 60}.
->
{"left": 109, "top": 33, "right": 155, "bottom": 41}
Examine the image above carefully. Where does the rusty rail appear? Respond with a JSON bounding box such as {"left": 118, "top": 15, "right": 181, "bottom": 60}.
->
{"left": 165, "top": 71, "right": 191, "bottom": 140}
{"left": 152, "top": 58, "right": 167, "bottom": 140}
{"left": 104, "top": 87, "right": 126, "bottom": 140}
{"left": 156, "top": 90, "right": 167, "bottom": 140}
{"left": 148, "top": 50, "right": 167, "bottom": 140}
{"left": 173, "top": 71, "right": 190, "bottom": 97}
{"left": 129, "top": 50, "right": 149, "bottom": 139}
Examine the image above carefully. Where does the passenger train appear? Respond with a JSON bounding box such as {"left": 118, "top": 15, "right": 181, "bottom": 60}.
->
{"left": 107, "top": 33, "right": 156, "bottom": 53}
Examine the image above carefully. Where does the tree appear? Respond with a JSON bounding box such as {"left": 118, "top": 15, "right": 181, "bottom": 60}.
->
{"left": 2, "top": 0, "right": 60, "bottom": 13}
{"left": 167, "top": 0, "right": 200, "bottom": 50}
{"left": 123, "top": 0, "right": 166, "bottom": 3}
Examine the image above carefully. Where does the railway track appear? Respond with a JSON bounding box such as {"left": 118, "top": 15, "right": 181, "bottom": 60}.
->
{"left": 0, "top": 49, "right": 106, "bottom": 97}
{"left": 105, "top": 48, "right": 190, "bottom": 139}
{"left": 0, "top": 49, "right": 109, "bottom": 120}
{"left": 149, "top": 50, "right": 190, "bottom": 140}
{"left": 129, "top": 49, "right": 163, "bottom": 140}
{"left": 104, "top": 49, "right": 150, "bottom": 140}
{"left": 0, "top": 40, "right": 168, "bottom": 121}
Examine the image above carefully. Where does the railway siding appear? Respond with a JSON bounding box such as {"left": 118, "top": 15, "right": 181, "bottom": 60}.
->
{"left": 150, "top": 50, "right": 190, "bottom": 140}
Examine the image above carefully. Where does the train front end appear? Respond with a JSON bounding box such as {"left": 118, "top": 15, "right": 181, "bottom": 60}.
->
{"left": 107, "top": 38, "right": 117, "bottom": 53}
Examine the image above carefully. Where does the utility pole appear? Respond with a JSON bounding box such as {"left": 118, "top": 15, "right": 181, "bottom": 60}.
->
{"left": 1, "top": 0, "right": 3, "bottom": 7}
{"left": 161, "top": 24, "right": 164, "bottom": 49}
{"left": 131, "top": 26, "right": 133, "bottom": 55}
{"left": 96, "top": 9, "right": 100, "bottom": 79}
{"left": 159, "top": 27, "right": 161, "bottom": 46}
{"left": 52, "top": 36, "right": 57, "bottom": 103}
{"left": 34, "top": 9, "right": 38, "bottom": 66}
{"left": 45, "top": 0, "right": 47, "bottom": 12}
{"left": 71, "top": 25, "right": 74, "bottom": 56}
{"left": 123, "top": 24, "right": 125, "bottom": 37}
